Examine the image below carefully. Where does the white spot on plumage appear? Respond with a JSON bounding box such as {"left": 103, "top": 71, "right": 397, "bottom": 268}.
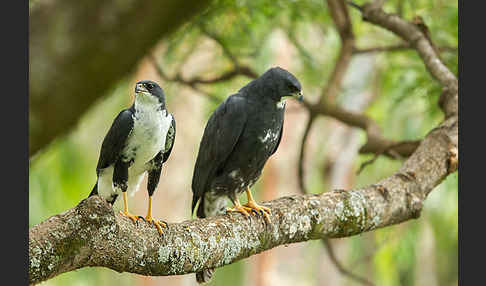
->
{"left": 229, "top": 170, "right": 239, "bottom": 179}
{"left": 259, "top": 130, "right": 272, "bottom": 143}
{"left": 276, "top": 98, "right": 286, "bottom": 109}
{"left": 259, "top": 129, "right": 280, "bottom": 143}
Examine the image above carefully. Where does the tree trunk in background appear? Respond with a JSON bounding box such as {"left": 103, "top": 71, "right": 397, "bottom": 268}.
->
{"left": 415, "top": 222, "right": 438, "bottom": 286}
{"left": 253, "top": 161, "right": 277, "bottom": 286}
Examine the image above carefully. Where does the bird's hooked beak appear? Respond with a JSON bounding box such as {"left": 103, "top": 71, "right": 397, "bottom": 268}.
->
{"left": 293, "top": 90, "right": 304, "bottom": 102}
{"left": 135, "top": 83, "right": 149, "bottom": 95}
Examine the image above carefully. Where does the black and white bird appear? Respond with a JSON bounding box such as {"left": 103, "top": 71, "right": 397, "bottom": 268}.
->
{"left": 89, "top": 80, "right": 176, "bottom": 234}
{"left": 191, "top": 67, "right": 302, "bottom": 283}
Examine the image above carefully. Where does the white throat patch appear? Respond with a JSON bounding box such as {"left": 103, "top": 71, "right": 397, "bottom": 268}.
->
{"left": 276, "top": 98, "right": 286, "bottom": 109}
{"left": 135, "top": 92, "right": 162, "bottom": 110}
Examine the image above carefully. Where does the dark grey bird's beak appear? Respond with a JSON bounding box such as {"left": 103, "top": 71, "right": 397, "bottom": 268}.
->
{"left": 294, "top": 90, "right": 304, "bottom": 102}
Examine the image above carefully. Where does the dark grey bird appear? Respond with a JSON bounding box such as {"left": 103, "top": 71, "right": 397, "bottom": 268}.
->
{"left": 89, "top": 80, "right": 176, "bottom": 235}
{"left": 191, "top": 67, "right": 303, "bottom": 283}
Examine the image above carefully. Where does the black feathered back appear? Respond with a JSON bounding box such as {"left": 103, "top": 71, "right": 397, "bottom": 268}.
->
{"left": 191, "top": 94, "right": 248, "bottom": 216}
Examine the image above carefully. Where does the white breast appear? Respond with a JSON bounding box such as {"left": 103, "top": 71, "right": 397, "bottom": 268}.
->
{"left": 124, "top": 107, "right": 172, "bottom": 175}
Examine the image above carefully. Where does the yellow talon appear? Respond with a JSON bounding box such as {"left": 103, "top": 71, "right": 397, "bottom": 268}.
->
{"left": 138, "top": 196, "right": 168, "bottom": 235}
{"left": 119, "top": 210, "right": 139, "bottom": 223}
{"left": 226, "top": 196, "right": 252, "bottom": 217}
{"left": 142, "top": 215, "right": 167, "bottom": 235}
{"left": 226, "top": 205, "right": 251, "bottom": 217}
{"left": 120, "top": 192, "right": 139, "bottom": 223}
{"left": 243, "top": 187, "right": 271, "bottom": 223}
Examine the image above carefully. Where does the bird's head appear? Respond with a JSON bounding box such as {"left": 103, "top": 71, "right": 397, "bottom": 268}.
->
{"left": 134, "top": 80, "right": 166, "bottom": 109}
{"left": 259, "top": 67, "right": 303, "bottom": 103}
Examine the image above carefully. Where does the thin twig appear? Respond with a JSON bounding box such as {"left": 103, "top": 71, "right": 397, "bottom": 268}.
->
{"left": 298, "top": 114, "right": 316, "bottom": 195}
{"left": 354, "top": 43, "right": 458, "bottom": 54}
{"left": 346, "top": 1, "right": 363, "bottom": 12}
{"left": 357, "top": 140, "right": 419, "bottom": 174}
{"left": 200, "top": 24, "right": 239, "bottom": 67}
{"left": 286, "top": 28, "right": 319, "bottom": 70}
{"left": 354, "top": 43, "right": 412, "bottom": 54}
{"left": 149, "top": 54, "right": 222, "bottom": 104}
{"left": 357, "top": 2, "right": 458, "bottom": 97}
{"left": 318, "top": 0, "right": 355, "bottom": 105}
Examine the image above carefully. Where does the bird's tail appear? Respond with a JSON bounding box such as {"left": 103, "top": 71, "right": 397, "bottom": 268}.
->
{"left": 194, "top": 195, "right": 214, "bottom": 283}
{"left": 88, "top": 182, "right": 98, "bottom": 197}
{"left": 194, "top": 191, "right": 228, "bottom": 283}
{"left": 196, "top": 196, "right": 206, "bottom": 219}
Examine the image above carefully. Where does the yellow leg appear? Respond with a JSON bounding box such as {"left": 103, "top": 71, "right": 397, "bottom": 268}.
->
{"left": 243, "top": 187, "right": 271, "bottom": 223}
{"left": 226, "top": 197, "right": 251, "bottom": 217}
{"left": 137, "top": 196, "right": 167, "bottom": 235}
{"left": 119, "top": 192, "right": 138, "bottom": 223}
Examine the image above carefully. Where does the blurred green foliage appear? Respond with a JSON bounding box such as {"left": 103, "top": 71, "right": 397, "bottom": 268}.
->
{"left": 29, "top": 0, "right": 457, "bottom": 285}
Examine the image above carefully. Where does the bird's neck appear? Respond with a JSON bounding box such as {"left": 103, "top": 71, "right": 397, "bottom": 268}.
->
{"left": 239, "top": 79, "right": 281, "bottom": 103}
{"left": 133, "top": 98, "right": 165, "bottom": 113}
{"left": 134, "top": 96, "right": 164, "bottom": 113}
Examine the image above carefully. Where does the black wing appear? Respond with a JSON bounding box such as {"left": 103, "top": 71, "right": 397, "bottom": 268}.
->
{"left": 191, "top": 94, "right": 248, "bottom": 212}
{"left": 96, "top": 108, "right": 134, "bottom": 173}
{"left": 163, "top": 115, "right": 176, "bottom": 163}
{"left": 271, "top": 111, "right": 285, "bottom": 155}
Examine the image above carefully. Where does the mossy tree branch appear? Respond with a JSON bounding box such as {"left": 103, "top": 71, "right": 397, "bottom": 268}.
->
{"left": 29, "top": 107, "right": 457, "bottom": 284}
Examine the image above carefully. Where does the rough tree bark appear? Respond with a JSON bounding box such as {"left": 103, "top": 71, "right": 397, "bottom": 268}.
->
{"left": 29, "top": 106, "right": 457, "bottom": 284}
{"left": 28, "top": 2, "right": 458, "bottom": 285}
